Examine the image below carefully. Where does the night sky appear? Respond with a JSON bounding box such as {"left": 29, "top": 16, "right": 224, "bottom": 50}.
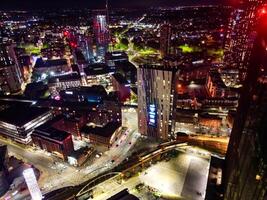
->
{"left": 1, "top": 0, "right": 227, "bottom": 10}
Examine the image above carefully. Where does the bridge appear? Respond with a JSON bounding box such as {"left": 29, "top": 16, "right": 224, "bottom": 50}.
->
{"left": 76, "top": 172, "right": 122, "bottom": 199}
{"left": 75, "top": 142, "right": 188, "bottom": 199}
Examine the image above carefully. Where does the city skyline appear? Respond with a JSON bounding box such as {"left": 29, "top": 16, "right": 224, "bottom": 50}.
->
{"left": 1, "top": 0, "right": 228, "bottom": 10}
{"left": 0, "top": 1, "right": 266, "bottom": 200}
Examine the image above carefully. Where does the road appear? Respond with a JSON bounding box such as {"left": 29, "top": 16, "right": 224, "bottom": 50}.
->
{"left": 0, "top": 108, "right": 140, "bottom": 200}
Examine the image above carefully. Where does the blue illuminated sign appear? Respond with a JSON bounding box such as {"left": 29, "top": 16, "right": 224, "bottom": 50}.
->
{"left": 148, "top": 104, "right": 157, "bottom": 127}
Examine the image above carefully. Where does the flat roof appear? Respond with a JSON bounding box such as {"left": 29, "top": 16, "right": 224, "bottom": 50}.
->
{"left": 139, "top": 64, "right": 179, "bottom": 72}
{"left": 115, "top": 61, "right": 136, "bottom": 72}
{"left": 84, "top": 63, "right": 111, "bottom": 76}
{"left": 0, "top": 102, "right": 50, "bottom": 127}
{"left": 35, "top": 58, "right": 67, "bottom": 68}
{"left": 33, "top": 126, "right": 71, "bottom": 142}
{"left": 112, "top": 73, "right": 129, "bottom": 84}
{"left": 48, "top": 72, "right": 81, "bottom": 83}
{"left": 81, "top": 122, "right": 121, "bottom": 138}
{"left": 106, "top": 51, "right": 128, "bottom": 60}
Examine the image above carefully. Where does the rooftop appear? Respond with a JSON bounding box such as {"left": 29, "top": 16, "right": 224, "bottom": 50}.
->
{"left": 81, "top": 122, "right": 121, "bottom": 138}
{"left": 0, "top": 102, "right": 50, "bottom": 127}
{"left": 106, "top": 51, "right": 129, "bottom": 61}
{"left": 35, "top": 58, "right": 68, "bottom": 68}
{"left": 115, "top": 61, "right": 136, "bottom": 72}
{"left": 33, "top": 125, "right": 71, "bottom": 142}
{"left": 48, "top": 72, "right": 81, "bottom": 84}
{"left": 84, "top": 63, "right": 111, "bottom": 76}
{"left": 112, "top": 73, "right": 129, "bottom": 85}
{"left": 139, "top": 64, "right": 179, "bottom": 72}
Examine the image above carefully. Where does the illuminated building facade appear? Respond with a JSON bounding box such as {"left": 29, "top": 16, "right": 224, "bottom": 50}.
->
{"left": 83, "top": 63, "right": 113, "bottom": 88}
{"left": 0, "top": 45, "right": 23, "bottom": 94}
{"left": 223, "top": 0, "right": 264, "bottom": 85}
{"left": 33, "top": 58, "right": 70, "bottom": 81}
{"left": 111, "top": 73, "right": 131, "bottom": 102}
{"left": 56, "top": 86, "right": 121, "bottom": 127}
{"left": 160, "top": 23, "right": 172, "bottom": 58}
{"left": 52, "top": 114, "right": 87, "bottom": 139}
{"left": 32, "top": 126, "right": 74, "bottom": 160}
{"left": 224, "top": 14, "right": 267, "bottom": 200}
{"left": 93, "top": 11, "right": 110, "bottom": 59}
{"left": 138, "top": 65, "right": 178, "bottom": 140}
{"left": 77, "top": 33, "right": 94, "bottom": 62}
{"left": 23, "top": 168, "right": 42, "bottom": 200}
{"left": 81, "top": 122, "right": 122, "bottom": 147}
{"left": 48, "top": 72, "right": 82, "bottom": 97}
{"left": 0, "top": 104, "right": 52, "bottom": 144}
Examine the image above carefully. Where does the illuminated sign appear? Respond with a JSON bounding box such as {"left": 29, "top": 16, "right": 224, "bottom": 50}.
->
{"left": 148, "top": 104, "right": 157, "bottom": 127}
{"left": 23, "top": 168, "right": 42, "bottom": 200}
{"left": 112, "top": 53, "right": 122, "bottom": 56}
{"left": 65, "top": 91, "right": 73, "bottom": 95}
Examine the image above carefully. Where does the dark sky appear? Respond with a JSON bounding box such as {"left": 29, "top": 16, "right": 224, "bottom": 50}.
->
{"left": 0, "top": 0, "right": 226, "bottom": 10}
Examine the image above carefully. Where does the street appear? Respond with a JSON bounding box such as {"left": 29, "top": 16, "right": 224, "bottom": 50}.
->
{"left": 1, "top": 108, "right": 140, "bottom": 199}
{"left": 91, "top": 150, "right": 210, "bottom": 200}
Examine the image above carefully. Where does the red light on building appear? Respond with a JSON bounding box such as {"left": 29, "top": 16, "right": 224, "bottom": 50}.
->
{"left": 64, "top": 31, "right": 70, "bottom": 37}
{"left": 258, "top": 5, "right": 267, "bottom": 17}
{"left": 257, "top": 5, "right": 267, "bottom": 30}
{"left": 70, "top": 42, "right": 77, "bottom": 48}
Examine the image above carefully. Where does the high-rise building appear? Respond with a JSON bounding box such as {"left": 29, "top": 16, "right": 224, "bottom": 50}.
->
{"left": 223, "top": 0, "right": 264, "bottom": 85}
{"left": 224, "top": 10, "right": 267, "bottom": 200}
{"left": 93, "top": 11, "right": 110, "bottom": 59}
{"left": 137, "top": 65, "right": 178, "bottom": 140}
{"left": 0, "top": 45, "right": 23, "bottom": 94}
{"left": 23, "top": 168, "right": 42, "bottom": 200}
{"left": 160, "top": 23, "right": 172, "bottom": 58}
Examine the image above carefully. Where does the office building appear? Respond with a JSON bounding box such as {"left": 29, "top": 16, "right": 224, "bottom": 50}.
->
{"left": 138, "top": 65, "right": 178, "bottom": 140}
{"left": 33, "top": 58, "right": 70, "bottom": 81}
{"left": 81, "top": 122, "right": 122, "bottom": 147}
{"left": 83, "top": 63, "right": 113, "bottom": 88}
{"left": 224, "top": 12, "right": 267, "bottom": 200}
{"left": 105, "top": 51, "right": 129, "bottom": 66}
{"left": 0, "top": 45, "right": 23, "bottom": 94}
{"left": 48, "top": 72, "right": 82, "bottom": 97}
{"left": 0, "top": 102, "right": 52, "bottom": 144}
{"left": 32, "top": 118, "right": 74, "bottom": 160}
{"left": 111, "top": 73, "right": 131, "bottom": 102}
{"left": 56, "top": 86, "right": 121, "bottom": 127}
{"left": 52, "top": 113, "right": 87, "bottom": 139}
{"left": 160, "top": 23, "right": 172, "bottom": 58}
{"left": 93, "top": 11, "right": 110, "bottom": 59}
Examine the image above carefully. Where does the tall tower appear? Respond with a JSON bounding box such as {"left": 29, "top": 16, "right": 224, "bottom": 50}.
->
{"left": 93, "top": 9, "right": 110, "bottom": 60}
{"left": 106, "top": 0, "right": 109, "bottom": 26}
{"left": 23, "top": 168, "right": 42, "bottom": 200}
{"left": 160, "top": 23, "right": 172, "bottom": 58}
{"left": 0, "top": 44, "right": 23, "bottom": 94}
{"left": 137, "top": 65, "right": 178, "bottom": 140}
{"left": 223, "top": 0, "right": 265, "bottom": 85}
{"left": 224, "top": 8, "right": 267, "bottom": 200}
